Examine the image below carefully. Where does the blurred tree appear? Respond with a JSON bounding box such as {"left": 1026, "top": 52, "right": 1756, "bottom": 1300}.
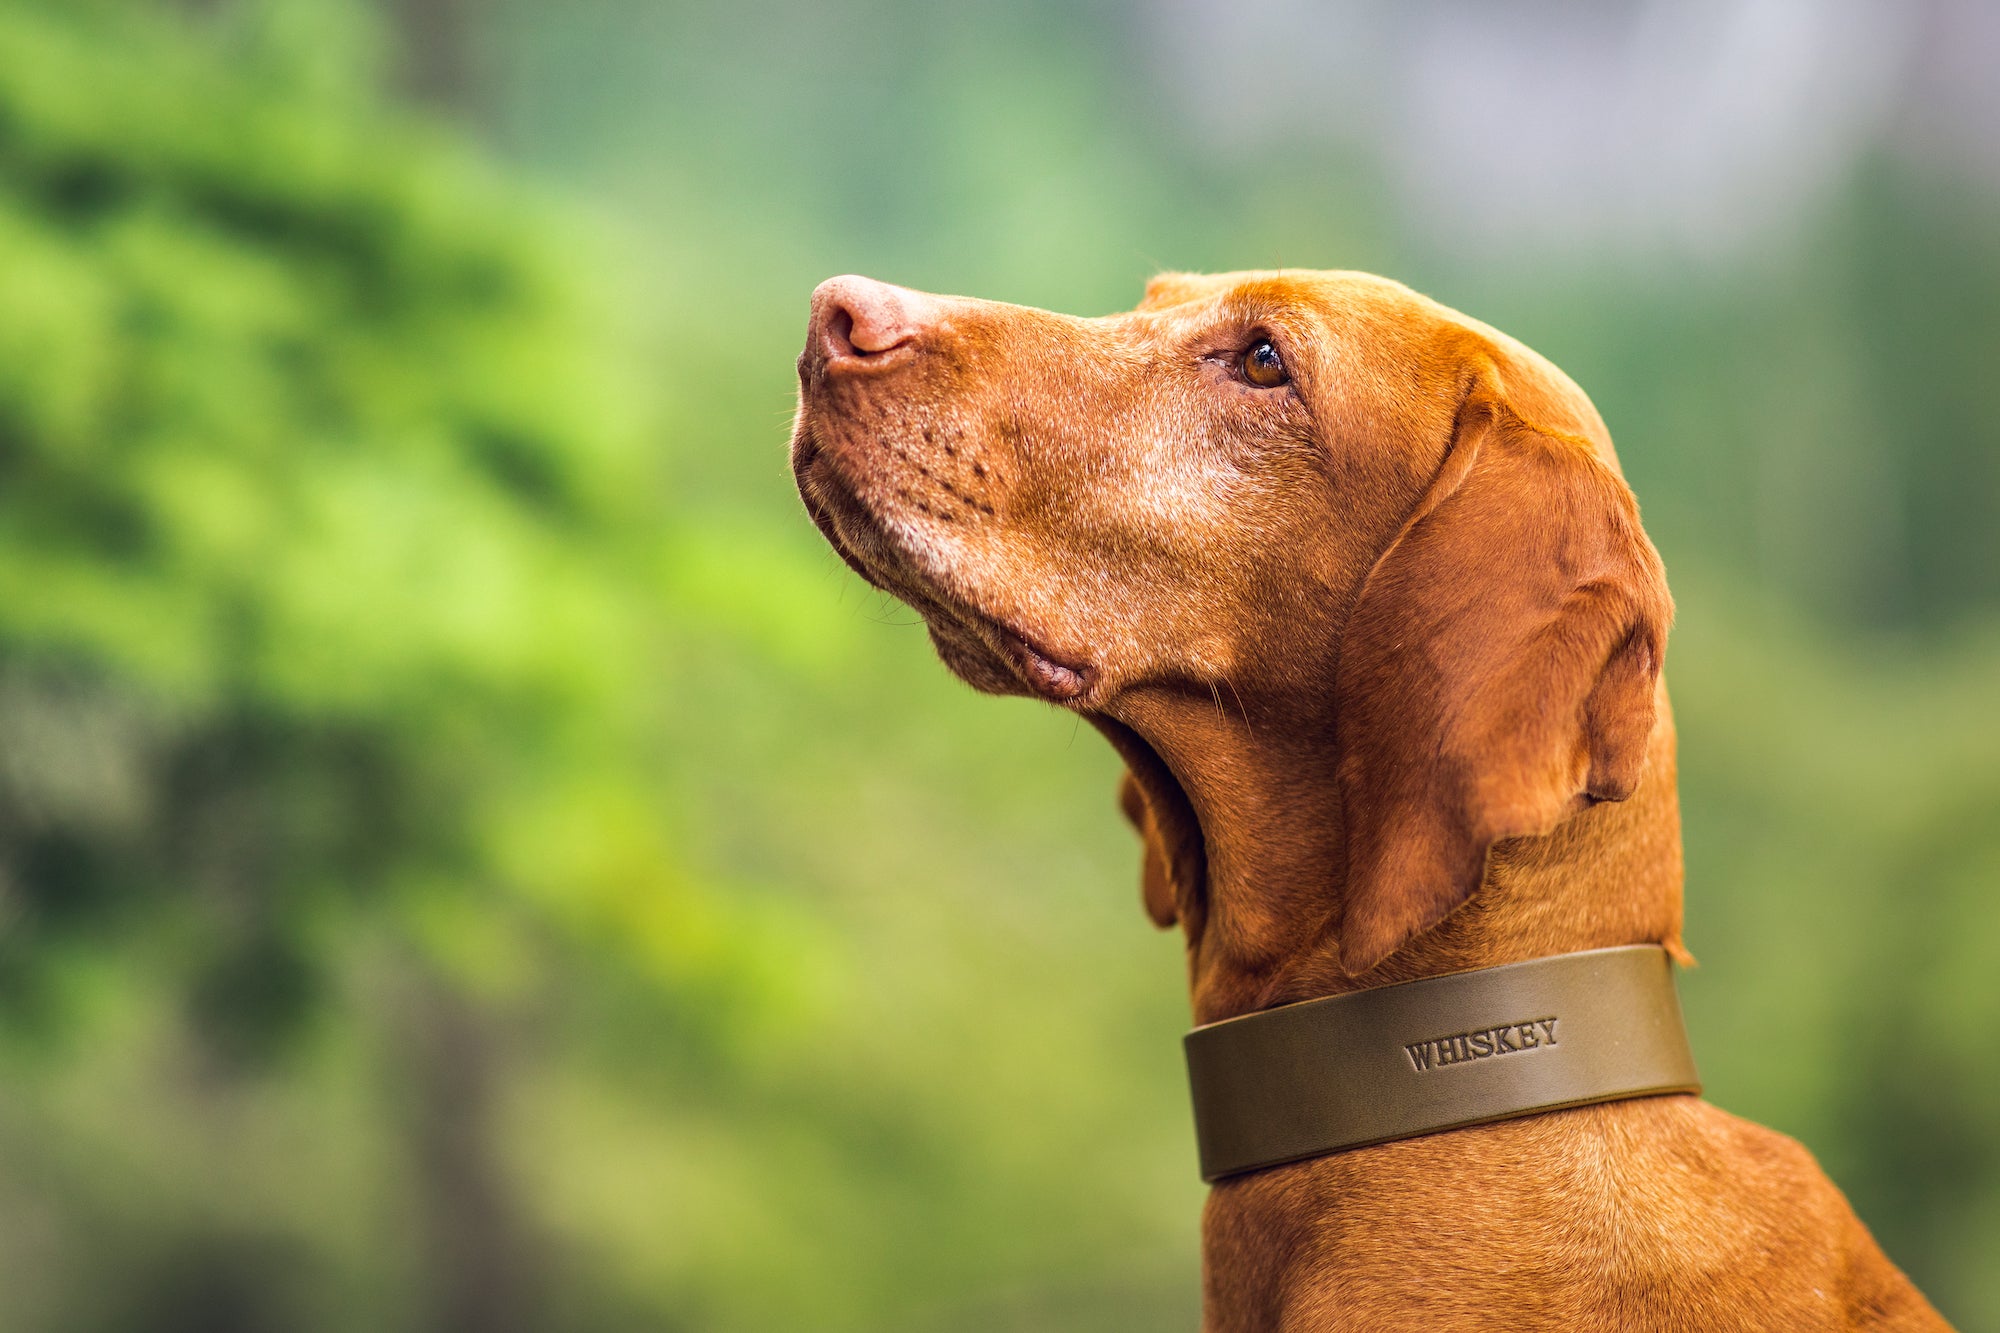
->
{"left": 0, "top": 2, "right": 803, "bottom": 1327}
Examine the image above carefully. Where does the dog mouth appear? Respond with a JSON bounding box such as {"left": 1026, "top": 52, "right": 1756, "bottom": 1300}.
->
{"left": 792, "top": 426, "right": 1094, "bottom": 704}
{"left": 991, "top": 624, "right": 1089, "bottom": 700}
{"left": 792, "top": 430, "right": 893, "bottom": 589}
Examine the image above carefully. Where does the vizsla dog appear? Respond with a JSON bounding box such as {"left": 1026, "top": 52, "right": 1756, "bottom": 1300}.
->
{"left": 789, "top": 269, "right": 1949, "bottom": 1330}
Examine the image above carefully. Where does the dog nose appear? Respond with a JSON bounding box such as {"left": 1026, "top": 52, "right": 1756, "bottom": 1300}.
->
{"left": 807, "top": 275, "right": 938, "bottom": 372}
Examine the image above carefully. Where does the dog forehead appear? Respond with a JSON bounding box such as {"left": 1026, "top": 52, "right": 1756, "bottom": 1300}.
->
{"left": 1119, "top": 272, "right": 1476, "bottom": 384}
{"left": 1134, "top": 269, "right": 1431, "bottom": 323}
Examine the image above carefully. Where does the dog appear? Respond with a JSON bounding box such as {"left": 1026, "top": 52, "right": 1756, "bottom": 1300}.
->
{"left": 789, "top": 269, "right": 1949, "bottom": 1330}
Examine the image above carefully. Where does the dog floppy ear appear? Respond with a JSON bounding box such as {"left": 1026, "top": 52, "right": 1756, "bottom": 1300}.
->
{"left": 1332, "top": 391, "right": 1672, "bottom": 976}
{"left": 1118, "top": 771, "right": 1180, "bottom": 928}
{"left": 1100, "top": 708, "right": 1210, "bottom": 933}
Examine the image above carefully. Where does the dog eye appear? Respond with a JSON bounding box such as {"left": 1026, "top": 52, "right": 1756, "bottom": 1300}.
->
{"left": 1242, "top": 339, "right": 1288, "bottom": 388}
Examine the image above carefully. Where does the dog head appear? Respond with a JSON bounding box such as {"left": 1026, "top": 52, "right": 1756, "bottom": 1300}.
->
{"left": 792, "top": 270, "right": 1670, "bottom": 975}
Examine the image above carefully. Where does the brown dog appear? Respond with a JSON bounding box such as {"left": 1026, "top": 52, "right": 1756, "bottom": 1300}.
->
{"left": 790, "top": 270, "right": 1949, "bottom": 1330}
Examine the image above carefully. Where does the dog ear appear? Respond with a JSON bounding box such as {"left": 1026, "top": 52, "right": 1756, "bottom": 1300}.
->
{"left": 1118, "top": 771, "right": 1180, "bottom": 928}
{"left": 1097, "top": 707, "right": 1211, "bottom": 934}
{"left": 1332, "top": 392, "right": 1672, "bottom": 976}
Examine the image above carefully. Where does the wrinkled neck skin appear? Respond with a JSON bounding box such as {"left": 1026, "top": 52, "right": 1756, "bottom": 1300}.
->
{"left": 1114, "top": 678, "right": 1685, "bottom": 1028}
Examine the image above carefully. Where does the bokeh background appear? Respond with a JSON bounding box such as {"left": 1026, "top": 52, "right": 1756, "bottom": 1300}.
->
{"left": 0, "top": 1, "right": 1996, "bottom": 1329}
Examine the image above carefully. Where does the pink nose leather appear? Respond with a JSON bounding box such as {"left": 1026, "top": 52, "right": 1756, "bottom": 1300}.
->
{"left": 808, "top": 274, "right": 940, "bottom": 368}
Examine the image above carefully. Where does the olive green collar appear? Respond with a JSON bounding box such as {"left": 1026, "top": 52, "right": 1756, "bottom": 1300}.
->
{"left": 1184, "top": 945, "right": 1700, "bottom": 1182}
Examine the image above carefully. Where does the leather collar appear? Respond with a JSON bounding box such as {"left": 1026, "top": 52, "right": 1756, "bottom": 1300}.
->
{"left": 1184, "top": 945, "right": 1701, "bottom": 1181}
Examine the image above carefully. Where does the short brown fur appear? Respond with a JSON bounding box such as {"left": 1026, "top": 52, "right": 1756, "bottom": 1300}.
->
{"left": 791, "top": 269, "right": 1949, "bottom": 1330}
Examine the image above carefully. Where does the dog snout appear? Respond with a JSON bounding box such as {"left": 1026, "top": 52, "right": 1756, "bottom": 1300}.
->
{"left": 803, "top": 275, "right": 939, "bottom": 380}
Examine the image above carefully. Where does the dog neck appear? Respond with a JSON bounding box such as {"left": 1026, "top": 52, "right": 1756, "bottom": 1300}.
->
{"left": 1115, "top": 685, "right": 1687, "bottom": 1027}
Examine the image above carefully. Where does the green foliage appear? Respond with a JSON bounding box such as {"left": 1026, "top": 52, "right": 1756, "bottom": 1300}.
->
{"left": 0, "top": 3, "right": 817, "bottom": 1326}
{"left": 0, "top": 0, "right": 749, "bottom": 1030}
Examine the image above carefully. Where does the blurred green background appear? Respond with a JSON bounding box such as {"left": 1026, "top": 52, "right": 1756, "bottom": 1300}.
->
{"left": 0, "top": 1, "right": 1995, "bottom": 1328}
